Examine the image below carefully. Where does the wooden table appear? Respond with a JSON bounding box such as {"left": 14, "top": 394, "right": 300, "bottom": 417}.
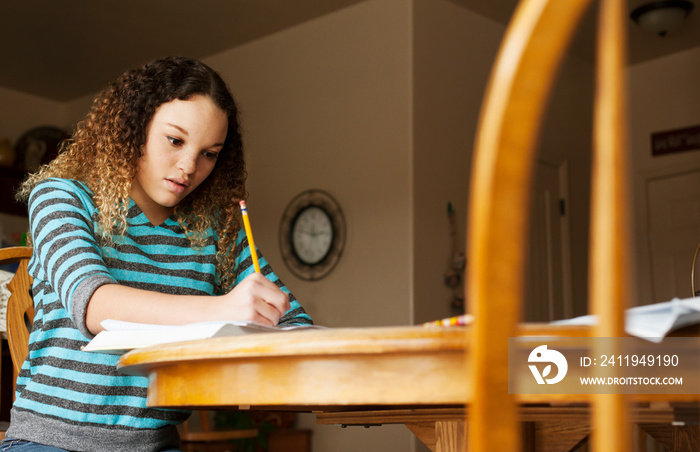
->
{"left": 118, "top": 325, "right": 469, "bottom": 451}
{"left": 119, "top": 326, "right": 468, "bottom": 407}
{"left": 118, "top": 325, "right": 700, "bottom": 452}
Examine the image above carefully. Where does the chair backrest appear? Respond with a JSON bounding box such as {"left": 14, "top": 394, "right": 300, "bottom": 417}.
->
{"left": 0, "top": 246, "right": 34, "bottom": 382}
{"left": 466, "top": 0, "right": 631, "bottom": 450}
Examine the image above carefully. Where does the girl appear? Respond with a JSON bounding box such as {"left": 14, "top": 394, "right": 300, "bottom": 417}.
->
{"left": 3, "top": 56, "right": 312, "bottom": 451}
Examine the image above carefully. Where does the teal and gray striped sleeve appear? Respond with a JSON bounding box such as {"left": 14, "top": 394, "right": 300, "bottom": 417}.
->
{"left": 28, "top": 178, "right": 117, "bottom": 338}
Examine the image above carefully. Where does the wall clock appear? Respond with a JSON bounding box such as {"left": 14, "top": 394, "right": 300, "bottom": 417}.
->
{"left": 279, "top": 189, "right": 346, "bottom": 281}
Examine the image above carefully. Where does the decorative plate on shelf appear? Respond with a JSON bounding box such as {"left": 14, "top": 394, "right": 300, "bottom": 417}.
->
{"left": 279, "top": 189, "right": 346, "bottom": 281}
{"left": 14, "top": 126, "right": 70, "bottom": 172}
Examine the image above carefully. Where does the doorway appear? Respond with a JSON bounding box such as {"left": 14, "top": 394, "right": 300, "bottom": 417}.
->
{"left": 525, "top": 160, "right": 574, "bottom": 322}
{"left": 646, "top": 169, "right": 700, "bottom": 303}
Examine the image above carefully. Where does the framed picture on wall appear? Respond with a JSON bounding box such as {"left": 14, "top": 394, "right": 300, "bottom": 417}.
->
{"left": 14, "top": 126, "right": 70, "bottom": 172}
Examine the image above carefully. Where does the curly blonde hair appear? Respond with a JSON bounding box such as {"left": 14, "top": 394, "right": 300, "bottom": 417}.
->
{"left": 17, "top": 56, "right": 247, "bottom": 293}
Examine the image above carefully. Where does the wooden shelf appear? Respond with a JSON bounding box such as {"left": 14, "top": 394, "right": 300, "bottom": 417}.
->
{"left": 268, "top": 429, "right": 311, "bottom": 452}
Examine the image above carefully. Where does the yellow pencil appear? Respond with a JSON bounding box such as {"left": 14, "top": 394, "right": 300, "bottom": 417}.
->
{"left": 239, "top": 200, "right": 261, "bottom": 273}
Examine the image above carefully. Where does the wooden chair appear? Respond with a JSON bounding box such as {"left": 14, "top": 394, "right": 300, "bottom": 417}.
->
{"left": 0, "top": 247, "right": 34, "bottom": 394}
{"left": 0, "top": 246, "right": 257, "bottom": 451}
{"left": 466, "top": 0, "right": 639, "bottom": 450}
{"left": 178, "top": 413, "right": 258, "bottom": 452}
{"left": 0, "top": 246, "right": 33, "bottom": 441}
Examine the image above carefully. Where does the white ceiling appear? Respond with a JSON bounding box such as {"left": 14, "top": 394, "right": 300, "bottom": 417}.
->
{"left": 0, "top": 0, "right": 368, "bottom": 102}
{"left": 453, "top": 0, "right": 700, "bottom": 65}
{"left": 2, "top": 0, "right": 699, "bottom": 102}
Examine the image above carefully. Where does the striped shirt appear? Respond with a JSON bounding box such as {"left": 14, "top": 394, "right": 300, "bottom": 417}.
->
{"left": 6, "top": 178, "right": 312, "bottom": 452}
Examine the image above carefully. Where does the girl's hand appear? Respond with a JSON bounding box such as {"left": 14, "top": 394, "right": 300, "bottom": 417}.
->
{"left": 218, "top": 273, "right": 290, "bottom": 326}
{"left": 87, "top": 273, "right": 291, "bottom": 334}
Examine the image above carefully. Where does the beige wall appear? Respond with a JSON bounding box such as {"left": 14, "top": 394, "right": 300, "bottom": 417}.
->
{"left": 412, "top": 0, "right": 502, "bottom": 323}
{"left": 206, "top": 1, "right": 415, "bottom": 450}
{"left": 413, "top": 0, "right": 595, "bottom": 323}
{"left": 64, "top": 93, "right": 100, "bottom": 128}
{"left": 205, "top": 0, "right": 414, "bottom": 330}
{"left": 0, "top": 86, "right": 68, "bottom": 142}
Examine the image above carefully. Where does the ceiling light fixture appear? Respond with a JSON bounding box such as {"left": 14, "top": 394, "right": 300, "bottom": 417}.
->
{"left": 630, "top": 0, "right": 695, "bottom": 37}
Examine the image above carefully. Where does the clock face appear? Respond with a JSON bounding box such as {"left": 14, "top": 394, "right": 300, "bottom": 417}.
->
{"left": 291, "top": 206, "right": 334, "bottom": 265}
{"left": 279, "top": 190, "right": 345, "bottom": 281}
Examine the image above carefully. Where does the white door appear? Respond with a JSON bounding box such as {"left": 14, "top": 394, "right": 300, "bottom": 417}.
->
{"left": 647, "top": 170, "right": 700, "bottom": 302}
{"left": 525, "top": 161, "right": 573, "bottom": 322}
